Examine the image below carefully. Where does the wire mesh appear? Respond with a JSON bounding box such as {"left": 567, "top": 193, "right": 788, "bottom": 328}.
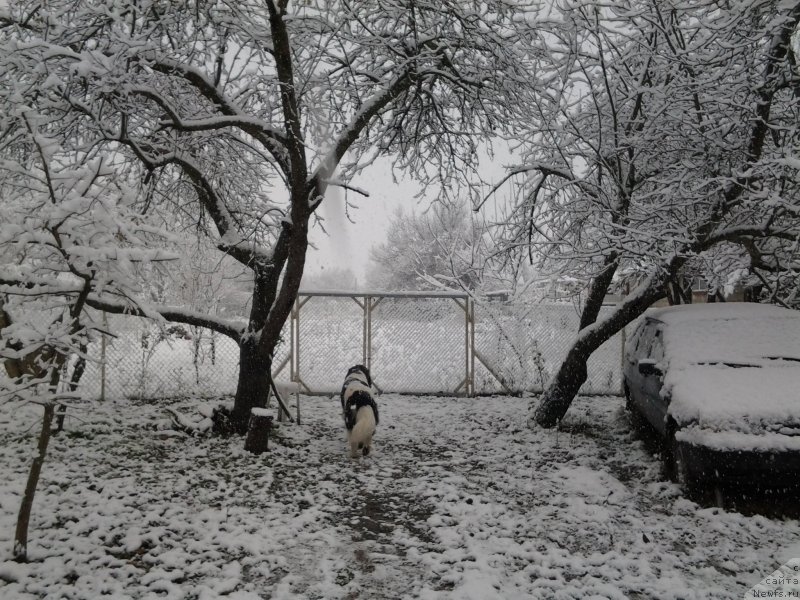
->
{"left": 473, "top": 302, "right": 624, "bottom": 395}
{"left": 73, "top": 315, "right": 243, "bottom": 399}
{"left": 52, "top": 314, "right": 288, "bottom": 400}
{"left": 370, "top": 297, "right": 466, "bottom": 394}
{"left": 12, "top": 295, "right": 626, "bottom": 400}
{"left": 295, "top": 296, "right": 363, "bottom": 393}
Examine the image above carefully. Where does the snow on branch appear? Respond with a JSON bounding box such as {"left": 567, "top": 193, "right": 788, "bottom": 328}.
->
{"left": 475, "top": 163, "right": 585, "bottom": 211}
{"left": 319, "top": 179, "right": 370, "bottom": 198}
{"left": 125, "top": 84, "right": 290, "bottom": 174}
{"left": 701, "top": 223, "right": 800, "bottom": 249}
{"left": 83, "top": 295, "right": 244, "bottom": 343}
{"left": 310, "top": 63, "right": 417, "bottom": 196}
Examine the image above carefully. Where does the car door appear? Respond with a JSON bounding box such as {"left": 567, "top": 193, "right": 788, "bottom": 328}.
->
{"left": 640, "top": 328, "right": 668, "bottom": 435}
{"left": 625, "top": 319, "right": 669, "bottom": 434}
{"left": 624, "top": 321, "right": 653, "bottom": 410}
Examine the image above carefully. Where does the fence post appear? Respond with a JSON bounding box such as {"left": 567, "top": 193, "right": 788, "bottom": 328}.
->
{"left": 619, "top": 324, "right": 626, "bottom": 396}
{"left": 100, "top": 311, "right": 107, "bottom": 402}
{"left": 470, "top": 298, "right": 475, "bottom": 396}
{"left": 464, "top": 296, "right": 475, "bottom": 397}
{"left": 368, "top": 297, "right": 375, "bottom": 371}
{"left": 362, "top": 295, "right": 369, "bottom": 368}
{"left": 291, "top": 296, "right": 300, "bottom": 383}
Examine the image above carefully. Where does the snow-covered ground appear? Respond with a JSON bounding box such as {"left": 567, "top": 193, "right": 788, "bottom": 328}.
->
{"left": 1, "top": 394, "right": 798, "bottom": 599}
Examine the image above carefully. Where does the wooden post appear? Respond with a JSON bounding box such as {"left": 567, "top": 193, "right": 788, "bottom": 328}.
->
{"left": 244, "top": 408, "right": 273, "bottom": 454}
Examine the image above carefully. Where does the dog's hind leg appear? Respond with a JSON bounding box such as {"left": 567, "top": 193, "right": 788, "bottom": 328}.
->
{"left": 349, "top": 438, "right": 361, "bottom": 458}
{"left": 348, "top": 406, "right": 376, "bottom": 458}
{"left": 353, "top": 432, "right": 374, "bottom": 458}
{"left": 349, "top": 433, "right": 374, "bottom": 458}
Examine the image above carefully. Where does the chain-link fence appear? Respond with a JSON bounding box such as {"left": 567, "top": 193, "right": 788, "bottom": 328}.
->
{"left": 473, "top": 302, "right": 624, "bottom": 395}
{"left": 24, "top": 293, "right": 626, "bottom": 400}
{"left": 68, "top": 314, "right": 245, "bottom": 400}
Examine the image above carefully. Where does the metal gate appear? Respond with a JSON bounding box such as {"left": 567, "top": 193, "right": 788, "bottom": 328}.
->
{"left": 273, "top": 291, "right": 475, "bottom": 395}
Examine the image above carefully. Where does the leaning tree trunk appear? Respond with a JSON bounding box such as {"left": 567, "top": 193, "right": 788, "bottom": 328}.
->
{"left": 532, "top": 330, "right": 600, "bottom": 428}
{"left": 531, "top": 257, "right": 618, "bottom": 427}
{"left": 532, "top": 267, "right": 672, "bottom": 428}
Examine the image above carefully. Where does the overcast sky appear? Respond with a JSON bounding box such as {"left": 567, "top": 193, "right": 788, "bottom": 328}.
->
{"left": 305, "top": 159, "right": 420, "bottom": 284}
{"left": 305, "top": 162, "right": 479, "bottom": 287}
{"left": 306, "top": 144, "right": 514, "bottom": 286}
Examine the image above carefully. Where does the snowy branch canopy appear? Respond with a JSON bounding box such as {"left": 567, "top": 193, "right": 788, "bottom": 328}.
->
{"left": 0, "top": 109, "right": 176, "bottom": 400}
{"left": 0, "top": 0, "right": 531, "bottom": 326}
{"left": 489, "top": 0, "right": 800, "bottom": 306}
{"left": 1, "top": 0, "right": 537, "bottom": 429}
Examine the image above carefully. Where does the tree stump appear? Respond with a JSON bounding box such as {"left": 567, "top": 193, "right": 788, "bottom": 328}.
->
{"left": 244, "top": 408, "right": 273, "bottom": 454}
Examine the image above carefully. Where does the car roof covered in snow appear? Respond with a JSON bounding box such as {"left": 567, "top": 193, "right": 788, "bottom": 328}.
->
{"left": 647, "top": 302, "right": 800, "bottom": 366}
{"left": 647, "top": 301, "right": 797, "bottom": 325}
{"left": 649, "top": 303, "right": 800, "bottom": 439}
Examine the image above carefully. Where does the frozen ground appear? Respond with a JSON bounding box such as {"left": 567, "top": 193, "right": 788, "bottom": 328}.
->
{"left": 1, "top": 394, "right": 799, "bottom": 599}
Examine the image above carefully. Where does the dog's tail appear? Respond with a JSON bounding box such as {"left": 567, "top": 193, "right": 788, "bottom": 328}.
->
{"left": 350, "top": 406, "right": 376, "bottom": 457}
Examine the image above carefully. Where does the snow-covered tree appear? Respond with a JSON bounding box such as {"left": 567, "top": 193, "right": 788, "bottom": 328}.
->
{"left": 367, "top": 204, "right": 487, "bottom": 291}
{"left": 0, "top": 0, "right": 532, "bottom": 431}
{"left": 482, "top": 1, "right": 800, "bottom": 426}
{"left": 0, "top": 103, "right": 174, "bottom": 560}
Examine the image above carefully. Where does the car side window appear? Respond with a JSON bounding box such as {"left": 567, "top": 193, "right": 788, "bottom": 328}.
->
{"left": 648, "top": 329, "right": 664, "bottom": 363}
{"left": 626, "top": 322, "right": 645, "bottom": 360}
{"left": 635, "top": 322, "right": 655, "bottom": 354}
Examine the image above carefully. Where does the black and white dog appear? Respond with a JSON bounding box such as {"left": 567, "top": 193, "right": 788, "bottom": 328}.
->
{"left": 340, "top": 364, "right": 379, "bottom": 457}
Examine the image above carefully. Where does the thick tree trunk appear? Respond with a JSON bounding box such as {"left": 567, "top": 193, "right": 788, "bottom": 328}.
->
{"left": 230, "top": 338, "right": 273, "bottom": 433}
{"left": 532, "top": 268, "right": 672, "bottom": 428}
{"left": 228, "top": 216, "right": 309, "bottom": 434}
{"left": 531, "top": 255, "right": 618, "bottom": 427}
{"left": 244, "top": 410, "right": 274, "bottom": 454}
{"left": 14, "top": 401, "right": 55, "bottom": 562}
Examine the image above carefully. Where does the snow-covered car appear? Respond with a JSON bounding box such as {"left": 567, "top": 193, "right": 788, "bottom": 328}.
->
{"left": 623, "top": 303, "right": 800, "bottom": 489}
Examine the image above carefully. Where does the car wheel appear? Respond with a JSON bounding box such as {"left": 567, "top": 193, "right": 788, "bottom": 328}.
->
{"left": 712, "top": 486, "right": 725, "bottom": 508}
{"left": 666, "top": 431, "right": 690, "bottom": 486}
{"left": 625, "top": 391, "right": 648, "bottom": 435}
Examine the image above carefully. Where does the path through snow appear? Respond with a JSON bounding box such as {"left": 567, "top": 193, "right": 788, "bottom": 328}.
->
{"left": 1, "top": 394, "right": 798, "bottom": 599}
